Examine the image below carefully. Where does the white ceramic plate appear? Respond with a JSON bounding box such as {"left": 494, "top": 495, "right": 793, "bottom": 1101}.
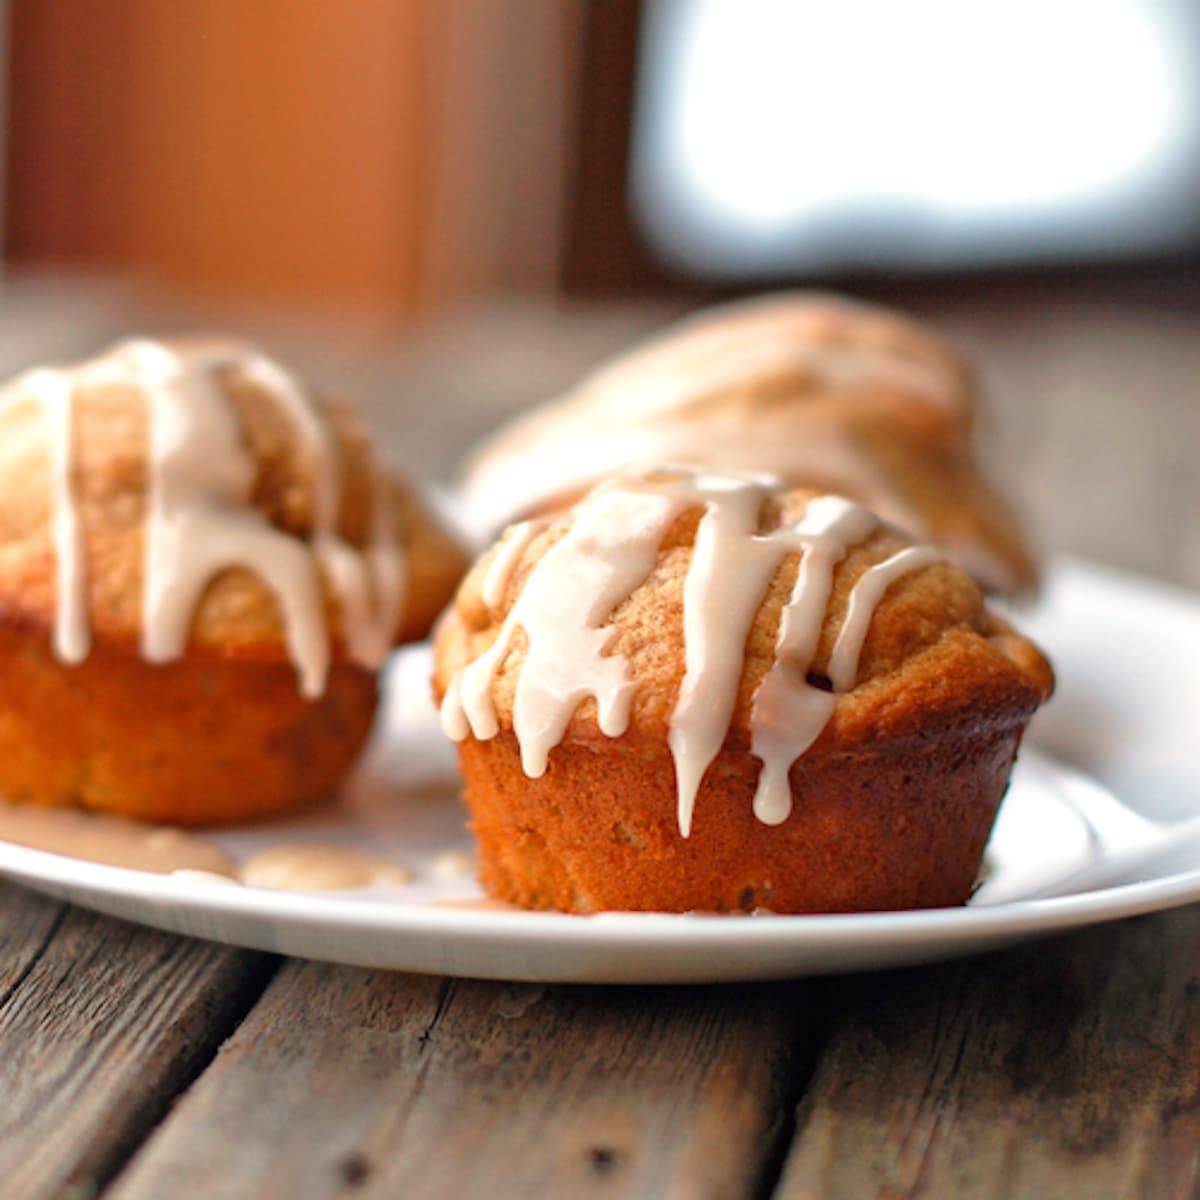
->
{"left": 0, "top": 557, "right": 1197, "bottom": 984}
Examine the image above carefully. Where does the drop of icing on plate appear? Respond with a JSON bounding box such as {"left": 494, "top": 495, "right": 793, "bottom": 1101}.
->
{"left": 431, "top": 849, "right": 477, "bottom": 880}
{"left": 0, "top": 801, "right": 238, "bottom": 876}
{"left": 0, "top": 802, "right": 422, "bottom": 894}
{"left": 170, "top": 868, "right": 242, "bottom": 887}
{"left": 237, "top": 844, "right": 413, "bottom": 891}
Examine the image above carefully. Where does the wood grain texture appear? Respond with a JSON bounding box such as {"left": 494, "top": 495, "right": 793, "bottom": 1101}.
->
{"left": 0, "top": 880, "right": 67, "bottom": 1009}
{"left": 109, "top": 961, "right": 810, "bottom": 1200}
{"left": 776, "top": 909, "right": 1200, "bottom": 1200}
{"left": 0, "top": 883, "right": 275, "bottom": 1200}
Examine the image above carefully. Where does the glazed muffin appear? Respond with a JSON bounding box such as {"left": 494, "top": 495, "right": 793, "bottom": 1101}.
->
{"left": 0, "top": 337, "right": 466, "bottom": 824}
{"left": 434, "top": 468, "right": 1052, "bottom": 914}
{"left": 459, "top": 291, "right": 1037, "bottom": 596}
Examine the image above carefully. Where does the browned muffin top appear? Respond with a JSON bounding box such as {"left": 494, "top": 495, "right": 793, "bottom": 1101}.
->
{"left": 436, "top": 469, "right": 1051, "bottom": 833}
{"left": 0, "top": 338, "right": 465, "bottom": 694}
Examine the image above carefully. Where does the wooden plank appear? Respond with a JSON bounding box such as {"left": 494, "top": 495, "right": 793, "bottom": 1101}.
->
{"left": 0, "top": 880, "right": 67, "bottom": 1008}
{"left": 109, "top": 961, "right": 811, "bottom": 1200}
{"left": 0, "top": 883, "right": 275, "bottom": 1200}
{"left": 775, "top": 908, "right": 1200, "bottom": 1199}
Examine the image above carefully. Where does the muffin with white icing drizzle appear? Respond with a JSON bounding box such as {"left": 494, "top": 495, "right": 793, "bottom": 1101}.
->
{"left": 0, "top": 338, "right": 465, "bottom": 824}
{"left": 458, "top": 291, "right": 1038, "bottom": 596}
{"left": 434, "top": 468, "right": 1052, "bottom": 914}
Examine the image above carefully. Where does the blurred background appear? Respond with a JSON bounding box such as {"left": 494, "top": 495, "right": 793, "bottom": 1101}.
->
{"left": 0, "top": 0, "right": 1196, "bottom": 584}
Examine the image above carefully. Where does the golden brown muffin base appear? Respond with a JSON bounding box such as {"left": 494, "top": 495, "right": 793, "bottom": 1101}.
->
{"left": 458, "top": 724, "right": 1024, "bottom": 914}
{"left": 0, "top": 627, "right": 377, "bottom": 825}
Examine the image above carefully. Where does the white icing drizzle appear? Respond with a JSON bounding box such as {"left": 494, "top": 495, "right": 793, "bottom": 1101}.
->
{"left": 443, "top": 471, "right": 940, "bottom": 835}
{"left": 669, "top": 476, "right": 779, "bottom": 837}
{"left": 481, "top": 519, "right": 542, "bottom": 610}
{"left": 133, "top": 340, "right": 331, "bottom": 697}
{"left": 241, "top": 353, "right": 408, "bottom": 669}
{"left": 744, "top": 497, "right": 878, "bottom": 828}
{"left": 40, "top": 371, "right": 91, "bottom": 663}
{"left": 0, "top": 369, "right": 92, "bottom": 662}
{"left": 442, "top": 484, "right": 688, "bottom": 775}
{"left": 0, "top": 337, "right": 407, "bottom": 697}
{"left": 827, "top": 546, "right": 943, "bottom": 693}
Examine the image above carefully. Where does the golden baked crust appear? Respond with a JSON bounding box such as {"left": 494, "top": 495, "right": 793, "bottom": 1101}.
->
{"left": 459, "top": 292, "right": 1038, "bottom": 595}
{"left": 458, "top": 724, "right": 1019, "bottom": 913}
{"left": 434, "top": 486, "right": 1053, "bottom": 913}
{"left": 0, "top": 362, "right": 465, "bottom": 656}
{"left": 0, "top": 629, "right": 377, "bottom": 824}
{"left": 436, "top": 493, "right": 1051, "bottom": 747}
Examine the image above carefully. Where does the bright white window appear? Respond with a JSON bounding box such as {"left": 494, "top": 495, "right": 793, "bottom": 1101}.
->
{"left": 631, "top": 0, "right": 1200, "bottom": 276}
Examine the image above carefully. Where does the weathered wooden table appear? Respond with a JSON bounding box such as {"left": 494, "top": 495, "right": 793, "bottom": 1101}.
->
{"left": 1, "top": 279, "right": 1198, "bottom": 1199}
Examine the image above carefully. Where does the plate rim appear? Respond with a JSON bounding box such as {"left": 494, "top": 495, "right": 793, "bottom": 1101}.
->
{"left": 1, "top": 553, "right": 1198, "bottom": 977}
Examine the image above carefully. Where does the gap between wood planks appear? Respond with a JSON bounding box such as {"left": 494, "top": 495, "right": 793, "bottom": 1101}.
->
{"left": 0, "top": 883, "right": 279, "bottom": 1200}
{"left": 747, "top": 997, "right": 832, "bottom": 1200}
{"left": 774, "top": 908, "right": 1200, "bottom": 1199}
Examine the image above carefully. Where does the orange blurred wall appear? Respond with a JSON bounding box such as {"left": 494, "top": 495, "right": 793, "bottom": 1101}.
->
{"left": 5, "top": 0, "right": 580, "bottom": 316}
